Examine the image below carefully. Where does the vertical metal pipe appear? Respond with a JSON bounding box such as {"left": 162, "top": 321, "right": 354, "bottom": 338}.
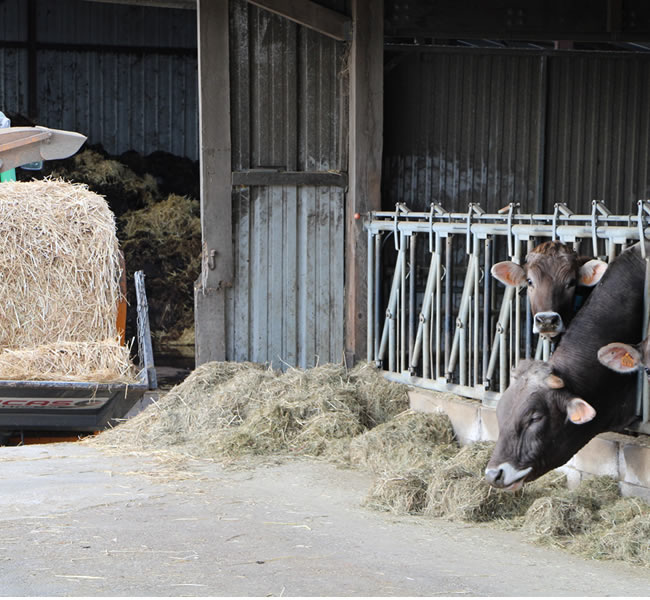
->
{"left": 444, "top": 235, "right": 453, "bottom": 378}
{"left": 409, "top": 233, "right": 417, "bottom": 367}
{"left": 435, "top": 234, "right": 442, "bottom": 379}
{"left": 374, "top": 232, "right": 382, "bottom": 361}
{"left": 473, "top": 235, "right": 480, "bottom": 387}
{"left": 400, "top": 233, "right": 407, "bottom": 372}
{"left": 367, "top": 230, "right": 374, "bottom": 363}
{"left": 482, "top": 237, "right": 492, "bottom": 385}
{"left": 525, "top": 238, "right": 534, "bottom": 359}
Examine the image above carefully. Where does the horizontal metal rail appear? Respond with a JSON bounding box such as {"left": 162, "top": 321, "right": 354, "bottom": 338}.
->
{"left": 367, "top": 201, "right": 650, "bottom": 434}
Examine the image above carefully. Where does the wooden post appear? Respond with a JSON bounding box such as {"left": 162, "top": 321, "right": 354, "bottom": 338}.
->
{"left": 195, "top": 0, "right": 233, "bottom": 365}
{"left": 345, "top": 0, "right": 383, "bottom": 365}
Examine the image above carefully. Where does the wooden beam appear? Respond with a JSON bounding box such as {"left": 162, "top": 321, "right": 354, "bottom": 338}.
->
{"left": 195, "top": 0, "right": 232, "bottom": 364}
{"left": 232, "top": 169, "right": 347, "bottom": 187}
{"left": 246, "top": 0, "right": 350, "bottom": 41}
{"left": 345, "top": 0, "right": 383, "bottom": 365}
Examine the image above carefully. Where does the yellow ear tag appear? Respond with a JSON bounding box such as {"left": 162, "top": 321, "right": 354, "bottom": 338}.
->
{"left": 621, "top": 352, "right": 635, "bottom": 368}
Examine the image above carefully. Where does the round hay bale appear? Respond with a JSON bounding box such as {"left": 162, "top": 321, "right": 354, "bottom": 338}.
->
{"left": 363, "top": 470, "right": 431, "bottom": 515}
{"left": 349, "top": 409, "right": 457, "bottom": 472}
{"left": 522, "top": 496, "right": 595, "bottom": 541}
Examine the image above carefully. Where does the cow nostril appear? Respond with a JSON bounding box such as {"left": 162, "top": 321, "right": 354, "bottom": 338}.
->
{"left": 485, "top": 467, "right": 504, "bottom": 487}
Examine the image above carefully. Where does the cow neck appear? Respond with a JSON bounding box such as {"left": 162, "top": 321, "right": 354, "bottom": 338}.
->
{"left": 549, "top": 245, "right": 646, "bottom": 402}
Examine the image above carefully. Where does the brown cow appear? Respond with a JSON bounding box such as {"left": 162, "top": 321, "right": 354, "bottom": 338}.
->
{"left": 598, "top": 336, "right": 650, "bottom": 377}
{"left": 491, "top": 241, "right": 608, "bottom": 339}
{"left": 485, "top": 242, "right": 646, "bottom": 490}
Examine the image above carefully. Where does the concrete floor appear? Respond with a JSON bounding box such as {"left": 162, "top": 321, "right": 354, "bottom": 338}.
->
{"left": 0, "top": 443, "right": 649, "bottom": 597}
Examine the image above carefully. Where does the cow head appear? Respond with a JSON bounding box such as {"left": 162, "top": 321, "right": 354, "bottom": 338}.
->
{"left": 598, "top": 336, "right": 650, "bottom": 378}
{"left": 491, "top": 241, "right": 607, "bottom": 339}
{"left": 485, "top": 360, "right": 596, "bottom": 490}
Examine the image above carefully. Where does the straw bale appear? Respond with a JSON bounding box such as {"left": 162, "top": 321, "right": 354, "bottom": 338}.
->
{"left": 0, "top": 339, "right": 137, "bottom": 383}
{"left": 0, "top": 179, "right": 122, "bottom": 349}
{"left": 364, "top": 469, "right": 431, "bottom": 515}
{"left": 350, "top": 409, "right": 457, "bottom": 473}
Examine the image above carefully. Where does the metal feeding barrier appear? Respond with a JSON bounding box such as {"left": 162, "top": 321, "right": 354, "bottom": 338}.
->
{"left": 366, "top": 201, "right": 650, "bottom": 435}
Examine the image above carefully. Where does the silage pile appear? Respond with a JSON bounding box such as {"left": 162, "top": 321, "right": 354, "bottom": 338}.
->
{"left": 0, "top": 179, "right": 137, "bottom": 382}
{"left": 94, "top": 359, "right": 650, "bottom": 567}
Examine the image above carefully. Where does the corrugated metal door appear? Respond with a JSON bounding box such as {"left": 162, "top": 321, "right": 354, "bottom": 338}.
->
{"left": 227, "top": 1, "right": 346, "bottom": 369}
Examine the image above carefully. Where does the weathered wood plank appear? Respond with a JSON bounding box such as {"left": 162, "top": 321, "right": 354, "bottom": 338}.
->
{"left": 232, "top": 169, "right": 347, "bottom": 187}
{"left": 345, "top": 0, "right": 383, "bottom": 365}
{"left": 246, "top": 0, "right": 350, "bottom": 41}
{"left": 195, "top": 0, "right": 232, "bottom": 364}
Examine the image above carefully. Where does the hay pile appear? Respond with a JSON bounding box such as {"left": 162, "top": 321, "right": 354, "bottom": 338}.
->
{"left": 94, "top": 361, "right": 411, "bottom": 460}
{"left": 0, "top": 179, "right": 136, "bottom": 382}
{"left": 93, "top": 360, "right": 650, "bottom": 567}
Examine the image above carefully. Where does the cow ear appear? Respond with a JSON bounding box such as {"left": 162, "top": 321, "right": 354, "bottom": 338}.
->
{"left": 546, "top": 374, "right": 565, "bottom": 389}
{"left": 597, "top": 342, "right": 641, "bottom": 373}
{"left": 578, "top": 259, "right": 608, "bottom": 287}
{"left": 491, "top": 262, "right": 526, "bottom": 287}
{"left": 566, "top": 398, "right": 596, "bottom": 424}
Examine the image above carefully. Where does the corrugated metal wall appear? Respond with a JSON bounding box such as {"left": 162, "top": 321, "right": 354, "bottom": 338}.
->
{"left": 383, "top": 47, "right": 650, "bottom": 216}
{"left": 545, "top": 54, "right": 650, "bottom": 214}
{"left": 227, "top": 0, "right": 346, "bottom": 368}
{"left": 0, "top": 0, "right": 198, "bottom": 159}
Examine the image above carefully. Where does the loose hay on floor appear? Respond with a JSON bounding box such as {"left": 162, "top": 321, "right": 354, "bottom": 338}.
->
{"left": 93, "top": 361, "right": 410, "bottom": 462}
{"left": 350, "top": 409, "right": 457, "bottom": 473}
{"left": 92, "top": 359, "right": 650, "bottom": 569}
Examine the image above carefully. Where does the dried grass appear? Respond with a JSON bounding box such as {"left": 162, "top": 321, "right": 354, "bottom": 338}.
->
{"left": 0, "top": 179, "right": 135, "bottom": 382}
{"left": 0, "top": 339, "right": 137, "bottom": 382}
{"left": 350, "top": 409, "right": 456, "bottom": 473}
{"left": 93, "top": 361, "right": 410, "bottom": 461}
{"left": 91, "top": 359, "right": 650, "bottom": 568}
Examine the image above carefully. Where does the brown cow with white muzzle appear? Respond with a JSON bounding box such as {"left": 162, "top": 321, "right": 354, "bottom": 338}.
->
{"left": 485, "top": 241, "right": 647, "bottom": 490}
{"left": 491, "top": 241, "right": 608, "bottom": 340}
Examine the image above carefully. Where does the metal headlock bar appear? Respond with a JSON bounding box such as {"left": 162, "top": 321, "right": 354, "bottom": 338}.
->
{"left": 366, "top": 202, "right": 650, "bottom": 435}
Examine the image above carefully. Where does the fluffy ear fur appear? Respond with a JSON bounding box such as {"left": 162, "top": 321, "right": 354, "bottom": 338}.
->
{"left": 566, "top": 398, "right": 596, "bottom": 424}
{"left": 491, "top": 262, "right": 526, "bottom": 287}
{"left": 546, "top": 374, "right": 565, "bottom": 389}
{"left": 597, "top": 342, "right": 641, "bottom": 373}
{"left": 578, "top": 259, "right": 608, "bottom": 287}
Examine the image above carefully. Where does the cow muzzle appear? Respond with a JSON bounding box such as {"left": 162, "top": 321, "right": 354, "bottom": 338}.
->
{"left": 485, "top": 463, "right": 533, "bottom": 491}
{"left": 533, "top": 311, "right": 564, "bottom": 338}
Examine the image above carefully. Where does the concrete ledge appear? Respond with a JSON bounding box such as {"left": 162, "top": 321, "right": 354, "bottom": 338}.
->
{"left": 409, "top": 388, "right": 650, "bottom": 500}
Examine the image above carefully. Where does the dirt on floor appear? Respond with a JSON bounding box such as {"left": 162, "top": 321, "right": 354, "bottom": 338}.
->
{"left": 0, "top": 442, "right": 649, "bottom": 597}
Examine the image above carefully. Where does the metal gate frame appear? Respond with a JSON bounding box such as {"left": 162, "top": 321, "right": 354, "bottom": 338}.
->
{"left": 366, "top": 200, "right": 650, "bottom": 435}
